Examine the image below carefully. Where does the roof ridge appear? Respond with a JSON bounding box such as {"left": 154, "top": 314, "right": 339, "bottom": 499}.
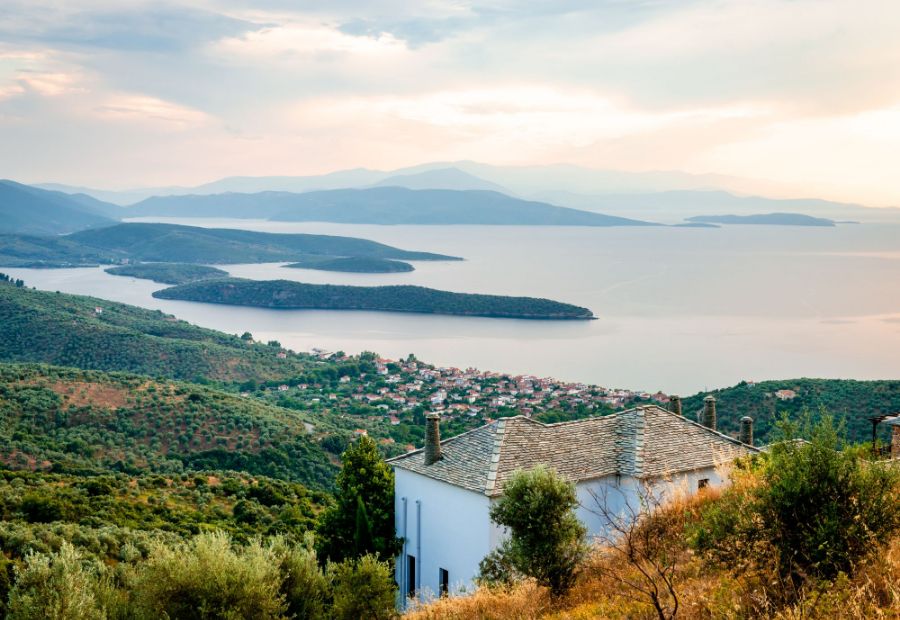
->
{"left": 484, "top": 418, "right": 508, "bottom": 496}
{"left": 646, "top": 406, "right": 761, "bottom": 452}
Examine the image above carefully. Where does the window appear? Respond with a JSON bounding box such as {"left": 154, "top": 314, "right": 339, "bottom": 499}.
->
{"left": 407, "top": 555, "right": 416, "bottom": 598}
{"left": 439, "top": 568, "right": 449, "bottom": 597}
{"left": 698, "top": 478, "right": 710, "bottom": 490}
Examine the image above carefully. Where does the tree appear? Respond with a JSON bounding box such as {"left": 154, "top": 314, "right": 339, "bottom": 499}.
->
{"left": 482, "top": 465, "right": 586, "bottom": 598}
{"left": 316, "top": 435, "right": 401, "bottom": 563}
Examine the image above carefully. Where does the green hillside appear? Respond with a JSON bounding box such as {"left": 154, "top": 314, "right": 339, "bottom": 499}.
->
{"left": 105, "top": 262, "right": 229, "bottom": 284}
{"left": 153, "top": 278, "right": 596, "bottom": 320}
{"left": 69, "top": 222, "right": 459, "bottom": 263}
{"left": 0, "top": 282, "right": 312, "bottom": 382}
{"left": 0, "top": 180, "right": 116, "bottom": 235}
{"left": 0, "top": 364, "right": 336, "bottom": 488}
{"left": 682, "top": 378, "right": 900, "bottom": 444}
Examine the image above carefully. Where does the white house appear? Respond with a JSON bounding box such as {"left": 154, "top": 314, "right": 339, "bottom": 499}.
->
{"left": 389, "top": 401, "right": 757, "bottom": 603}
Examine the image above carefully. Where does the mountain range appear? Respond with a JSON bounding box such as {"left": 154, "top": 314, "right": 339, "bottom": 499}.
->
{"left": 128, "top": 187, "right": 655, "bottom": 226}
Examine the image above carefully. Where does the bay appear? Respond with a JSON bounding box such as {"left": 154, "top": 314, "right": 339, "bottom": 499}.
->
{"left": 4, "top": 217, "right": 899, "bottom": 395}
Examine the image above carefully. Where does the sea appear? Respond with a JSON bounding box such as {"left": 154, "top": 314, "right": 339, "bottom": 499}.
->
{"left": 5, "top": 218, "right": 899, "bottom": 395}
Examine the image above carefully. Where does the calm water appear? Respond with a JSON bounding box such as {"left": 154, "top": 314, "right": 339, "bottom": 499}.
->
{"left": 5, "top": 218, "right": 899, "bottom": 394}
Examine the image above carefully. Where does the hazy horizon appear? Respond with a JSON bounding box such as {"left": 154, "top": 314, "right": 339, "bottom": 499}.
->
{"left": 3, "top": 1, "right": 900, "bottom": 206}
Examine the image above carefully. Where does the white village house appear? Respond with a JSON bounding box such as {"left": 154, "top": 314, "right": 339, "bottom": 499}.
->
{"left": 389, "top": 397, "right": 758, "bottom": 602}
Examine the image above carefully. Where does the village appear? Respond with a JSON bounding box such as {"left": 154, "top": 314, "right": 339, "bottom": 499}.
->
{"left": 257, "top": 350, "right": 671, "bottom": 455}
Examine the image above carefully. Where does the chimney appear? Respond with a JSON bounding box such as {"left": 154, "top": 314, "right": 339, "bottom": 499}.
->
{"left": 424, "top": 413, "right": 442, "bottom": 465}
{"left": 669, "top": 395, "right": 682, "bottom": 416}
{"left": 740, "top": 416, "right": 754, "bottom": 446}
{"left": 702, "top": 396, "right": 717, "bottom": 431}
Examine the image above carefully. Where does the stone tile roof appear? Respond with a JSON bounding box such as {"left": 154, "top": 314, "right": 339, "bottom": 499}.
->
{"left": 389, "top": 405, "right": 758, "bottom": 496}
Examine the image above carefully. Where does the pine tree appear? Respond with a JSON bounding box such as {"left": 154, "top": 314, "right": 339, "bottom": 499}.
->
{"left": 316, "top": 436, "right": 401, "bottom": 563}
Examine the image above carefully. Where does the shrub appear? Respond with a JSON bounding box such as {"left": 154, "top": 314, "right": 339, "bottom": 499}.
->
{"left": 7, "top": 542, "right": 105, "bottom": 620}
{"left": 327, "top": 554, "right": 397, "bottom": 620}
{"left": 693, "top": 415, "right": 900, "bottom": 604}
{"left": 273, "top": 534, "right": 329, "bottom": 620}
{"left": 129, "top": 531, "right": 285, "bottom": 619}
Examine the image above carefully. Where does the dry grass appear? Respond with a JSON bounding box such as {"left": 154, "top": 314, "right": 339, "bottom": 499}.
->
{"left": 405, "top": 488, "right": 900, "bottom": 620}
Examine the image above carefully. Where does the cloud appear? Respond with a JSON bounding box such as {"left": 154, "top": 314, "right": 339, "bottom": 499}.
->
{"left": 93, "top": 94, "right": 210, "bottom": 127}
{"left": 0, "top": 2, "right": 262, "bottom": 52}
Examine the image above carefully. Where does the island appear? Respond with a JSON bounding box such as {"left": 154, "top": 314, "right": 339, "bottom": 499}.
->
{"left": 685, "top": 213, "right": 837, "bottom": 227}
{"left": 152, "top": 278, "right": 595, "bottom": 320}
{"left": 284, "top": 256, "right": 414, "bottom": 273}
{"left": 105, "top": 263, "right": 229, "bottom": 285}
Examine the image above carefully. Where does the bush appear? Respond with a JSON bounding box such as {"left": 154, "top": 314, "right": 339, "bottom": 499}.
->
{"left": 274, "top": 534, "right": 329, "bottom": 620}
{"left": 482, "top": 465, "right": 586, "bottom": 598}
{"left": 7, "top": 542, "right": 105, "bottom": 620}
{"left": 130, "top": 531, "right": 286, "bottom": 619}
{"left": 693, "top": 415, "right": 900, "bottom": 603}
{"left": 327, "top": 554, "right": 397, "bottom": 620}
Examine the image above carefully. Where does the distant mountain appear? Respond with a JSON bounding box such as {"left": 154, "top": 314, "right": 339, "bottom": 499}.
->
{"left": 127, "top": 187, "right": 653, "bottom": 226}
{"left": 37, "top": 162, "right": 771, "bottom": 206}
{"left": 68, "top": 223, "right": 459, "bottom": 263}
{"left": 372, "top": 167, "right": 511, "bottom": 193}
{"left": 268, "top": 188, "right": 655, "bottom": 226}
{"left": 0, "top": 180, "right": 117, "bottom": 235}
{"left": 532, "top": 189, "right": 885, "bottom": 223}
{"left": 686, "top": 213, "right": 837, "bottom": 227}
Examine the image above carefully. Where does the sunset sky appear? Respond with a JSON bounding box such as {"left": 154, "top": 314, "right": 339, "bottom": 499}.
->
{"left": 1, "top": 0, "right": 899, "bottom": 205}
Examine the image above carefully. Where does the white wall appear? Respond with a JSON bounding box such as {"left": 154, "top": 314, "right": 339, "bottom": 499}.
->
{"left": 575, "top": 466, "right": 724, "bottom": 541}
{"left": 395, "top": 464, "right": 727, "bottom": 605}
{"left": 394, "top": 469, "right": 492, "bottom": 605}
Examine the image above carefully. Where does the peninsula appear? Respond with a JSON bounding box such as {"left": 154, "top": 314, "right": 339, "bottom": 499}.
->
{"left": 152, "top": 278, "right": 595, "bottom": 320}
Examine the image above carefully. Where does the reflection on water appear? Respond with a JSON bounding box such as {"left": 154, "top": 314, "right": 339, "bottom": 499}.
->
{"left": 4, "top": 219, "right": 899, "bottom": 394}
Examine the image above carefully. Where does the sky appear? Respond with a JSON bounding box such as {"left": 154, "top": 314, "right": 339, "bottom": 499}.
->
{"left": 1, "top": 0, "right": 899, "bottom": 205}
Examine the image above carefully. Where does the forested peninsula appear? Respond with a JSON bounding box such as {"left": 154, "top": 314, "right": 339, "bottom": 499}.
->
{"left": 153, "top": 278, "right": 595, "bottom": 320}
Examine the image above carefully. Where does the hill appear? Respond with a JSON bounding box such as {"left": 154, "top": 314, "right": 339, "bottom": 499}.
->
{"left": 284, "top": 256, "right": 413, "bottom": 273}
{"left": 0, "top": 363, "right": 336, "bottom": 488}
{"left": 371, "top": 167, "right": 511, "bottom": 192}
{"left": 128, "top": 188, "right": 654, "bottom": 226}
{"left": 68, "top": 222, "right": 459, "bottom": 263}
{"left": 681, "top": 378, "right": 900, "bottom": 445}
{"left": 153, "top": 278, "right": 596, "bottom": 320}
{"left": 105, "top": 263, "right": 229, "bottom": 284}
{"left": 0, "top": 233, "right": 121, "bottom": 267}
{"left": 0, "top": 180, "right": 116, "bottom": 235}
{"left": 0, "top": 281, "right": 314, "bottom": 382}
{"left": 686, "top": 213, "right": 837, "bottom": 226}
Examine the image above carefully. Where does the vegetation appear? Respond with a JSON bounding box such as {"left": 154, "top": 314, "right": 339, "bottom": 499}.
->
{"left": 481, "top": 466, "right": 586, "bottom": 598}
{"left": 1, "top": 531, "right": 397, "bottom": 620}
{"left": 681, "top": 379, "right": 900, "bottom": 445}
{"left": 105, "top": 263, "right": 229, "bottom": 285}
{"left": 316, "top": 436, "right": 401, "bottom": 564}
{"left": 0, "top": 273, "right": 25, "bottom": 287}
{"left": 0, "top": 364, "right": 336, "bottom": 488}
{"left": 693, "top": 416, "right": 900, "bottom": 602}
{"left": 285, "top": 256, "right": 414, "bottom": 273}
{"left": 0, "top": 284, "right": 315, "bottom": 382}
{"left": 153, "top": 278, "right": 596, "bottom": 320}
